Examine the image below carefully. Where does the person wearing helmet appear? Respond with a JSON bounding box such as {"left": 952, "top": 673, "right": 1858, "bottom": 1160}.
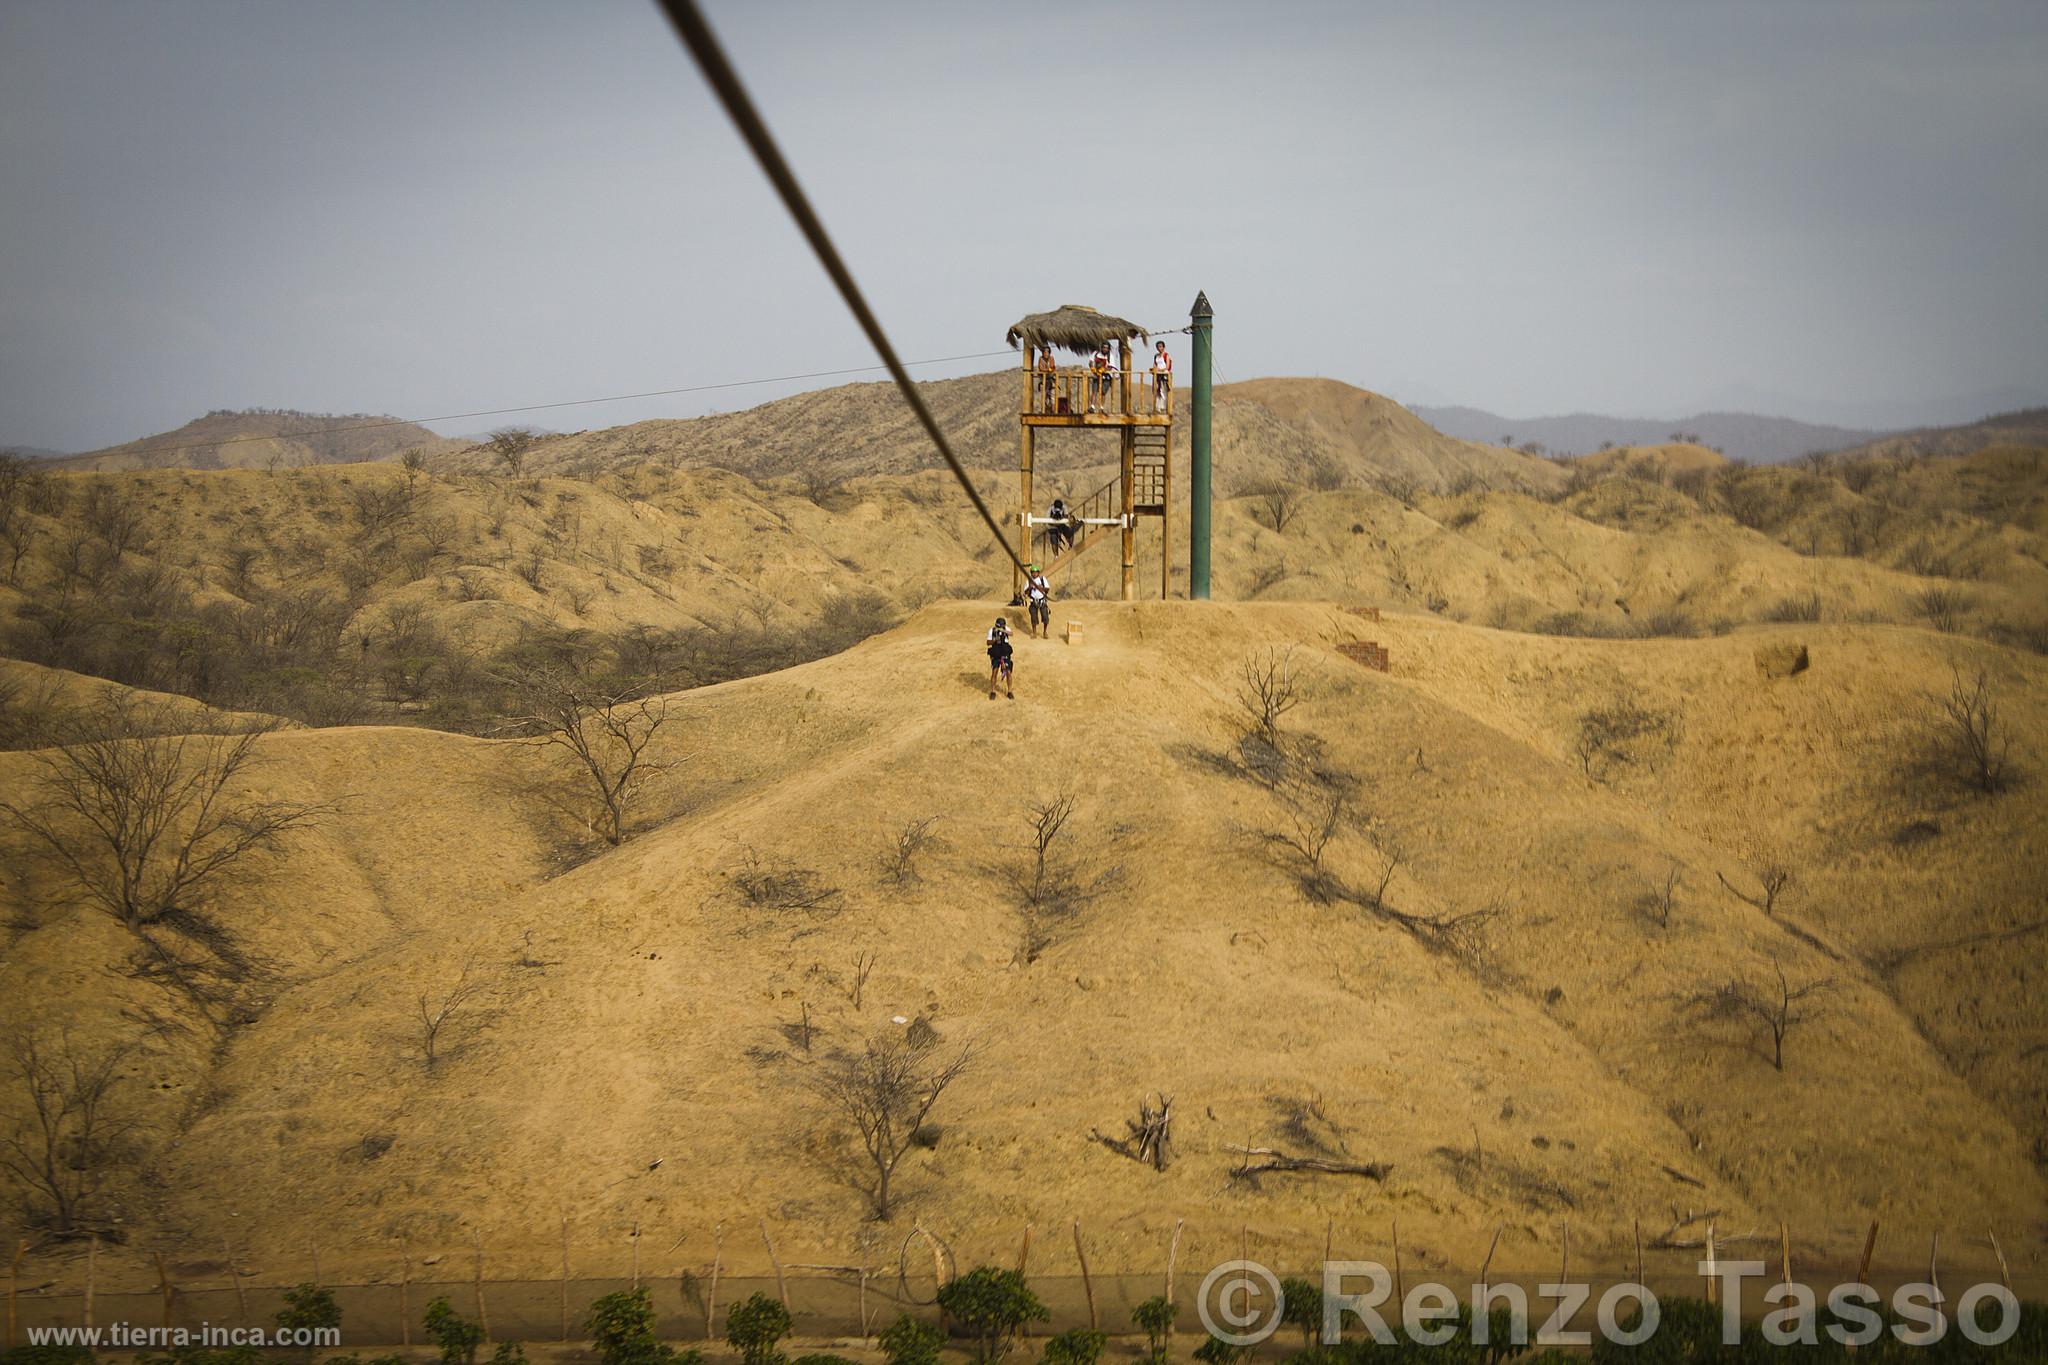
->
{"left": 986, "top": 616, "right": 1015, "bottom": 700}
{"left": 1023, "top": 564, "right": 1052, "bottom": 638}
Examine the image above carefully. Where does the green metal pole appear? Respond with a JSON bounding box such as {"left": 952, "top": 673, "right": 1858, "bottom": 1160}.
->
{"left": 1189, "top": 290, "right": 1213, "bottom": 600}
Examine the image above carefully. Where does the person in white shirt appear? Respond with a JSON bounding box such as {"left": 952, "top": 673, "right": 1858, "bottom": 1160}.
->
{"left": 1152, "top": 340, "right": 1174, "bottom": 412}
{"left": 1023, "top": 565, "right": 1053, "bottom": 638}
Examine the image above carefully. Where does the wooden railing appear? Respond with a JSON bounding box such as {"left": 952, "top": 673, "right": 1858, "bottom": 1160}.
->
{"left": 1020, "top": 365, "right": 1173, "bottom": 418}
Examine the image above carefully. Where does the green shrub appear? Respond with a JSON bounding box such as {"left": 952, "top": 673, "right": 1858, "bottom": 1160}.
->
{"left": 726, "top": 1292, "right": 793, "bottom": 1365}
{"left": 936, "top": 1267, "right": 1048, "bottom": 1364}
{"left": 276, "top": 1282, "right": 341, "bottom": 1335}
{"left": 4, "top": 1348, "right": 99, "bottom": 1365}
{"left": 791, "top": 1356, "right": 858, "bottom": 1365}
{"left": 1132, "top": 1295, "right": 1178, "bottom": 1363}
{"left": 1041, "top": 1329, "right": 1105, "bottom": 1365}
{"left": 1191, "top": 1336, "right": 1247, "bottom": 1365}
{"left": 1278, "top": 1278, "right": 1324, "bottom": 1349}
{"left": 879, "top": 1313, "right": 945, "bottom": 1365}
{"left": 425, "top": 1296, "right": 486, "bottom": 1365}
{"left": 587, "top": 1286, "right": 694, "bottom": 1365}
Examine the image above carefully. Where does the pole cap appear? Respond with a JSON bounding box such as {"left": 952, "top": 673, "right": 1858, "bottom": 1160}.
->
{"left": 1190, "top": 291, "right": 1213, "bottom": 321}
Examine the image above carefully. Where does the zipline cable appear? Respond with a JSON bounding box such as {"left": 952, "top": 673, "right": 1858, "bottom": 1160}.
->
{"left": 651, "top": 0, "right": 1029, "bottom": 571}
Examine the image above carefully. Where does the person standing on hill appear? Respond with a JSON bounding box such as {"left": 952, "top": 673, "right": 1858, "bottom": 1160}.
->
{"left": 1151, "top": 339, "right": 1174, "bottom": 412}
{"left": 987, "top": 616, "right": 1015, "bottom": 699}
{"left": 1023, "top": 564, "right": 1053, "bottom": 639}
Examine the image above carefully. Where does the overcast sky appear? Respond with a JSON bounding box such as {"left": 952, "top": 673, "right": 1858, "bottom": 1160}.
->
{"left": 3, "top": 0, "right": 2045, "bottom": 451}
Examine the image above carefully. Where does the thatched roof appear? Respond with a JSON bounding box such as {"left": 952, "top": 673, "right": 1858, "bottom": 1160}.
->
{"left": 1005, "top": 305, "right": 1149, "bottom": 356}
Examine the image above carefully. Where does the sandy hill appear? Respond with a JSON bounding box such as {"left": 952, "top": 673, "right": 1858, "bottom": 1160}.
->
{"left": 1416, "top": 404, "right": 1884, "bottom": 464}
{"left": 1830, "top": 407, "right": 2048, "bottom": 462}
{"left": 1571, "top": 442, "right": 1729, "bottom": 483}
{"left": 52, "top": 409, "right": 462, "bottom": 472}
{"left": 438, "top": 372, "right": 1563, "bottom": 499}
{"left": 1, "top": 600, "right": 2042, "bottom": 1300}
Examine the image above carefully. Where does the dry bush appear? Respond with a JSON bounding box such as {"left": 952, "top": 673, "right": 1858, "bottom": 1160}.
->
{"left": 810, "top": 1029, "right": 974, "bottom": 1220}
{"left": 1, "top": 1027, "right": 140, "bottom": 1236}
{"left": 1914, "top": 585, "right": 1972, "bottom": 634}
{"left": 880, "top": 816, "right": 943, "bottom": 887}
{"left": 1006, "top": 793, "right": 1122, "bottom": 962}
{"left": 1241, "top": 480, "right": 1306, "bottom": 533}
{"left": 486, "top": 427, "right": 538, "bottom": 477}
{"left": 1261, "top": 785, "right": 1347, "bottom": 904}
{"left": 1931, "top": 665, "right": 2011, "bottom": 794}
{"left": 416, "top": 950, "right": 495, "bottom": 1070}
{"left": 1574, "top": 697, "right": 1676, "bottom": 780}
{"left": 1682, "top": 961, "right": 1831, "bottom": 1072}
{"left": 495, "top": 664, "right": 673, "bottom": 846}
{"left": 731, "top": 845, "right": 843, "bottom": 916}
{"left": 1760, "top": 592, "right": 1821, "bottom": 623}
{"left": 1235, "top": 646, "right": 1306, "bottom": 747}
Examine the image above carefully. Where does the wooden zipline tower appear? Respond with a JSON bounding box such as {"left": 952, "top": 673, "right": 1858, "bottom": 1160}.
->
{"left": 1006, "top": 305, "right": 1174, "bottom": 601}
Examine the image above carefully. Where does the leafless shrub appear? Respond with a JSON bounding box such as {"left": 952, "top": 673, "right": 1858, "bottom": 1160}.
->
{"left": 1236, "top": 645, "right": 1305, "bottom": 747}
{"left": 0, "top": 1027, "right": 140, "bottom": 1235}
{"left": 1633, "top": 863, "right": 1681, "bottom": 930}
{"left": 1682, "top": 960, "right": 1831, "bottom": 1071}
{"left": 1006, "top": 793, "right": 1122, "bottom": 962}
{"left": 810, "top": 1029, "right": 975, "bottom": 1219}
{"left": 495, "top": 664, "right": 674, "bottom": 846}
{"left": 847, "top": 950, "right": 877, "bottom": 1009}
{"left": 1244, "top": 560, "right": 1288, "bottom": 597}
{"left": 881, "top": 816, "right": 942, "bottom": 886}
{"left": 1262, "top": 786, "right": 1346, "bottom": 903}
{"left": 1914, "top": 585, "right": 1972, "bottom": 634}
{"left": 731, "top": 845, "right": 843, "bottom": 916}
{"left": 1932, "top": 665, "right": 2011, "bottom": 794}
{"left": 1760, "top": 592, "right": 1821, "bottom": 623}
{"left": 0, "top": 671, "right": 67, "bottom": 750}
{"left": 349, "top": 481, "right": 414, "bottom": 536}
{"left": 1717, "top": 860, "right": 1791, "bottom": 916}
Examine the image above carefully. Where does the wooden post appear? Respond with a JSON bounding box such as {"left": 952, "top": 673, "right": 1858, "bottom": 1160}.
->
{"left": 1118, "top": 340, "right": 1133, "bottom": 417}
{"left": 761, "top": 1217, "right": 787, "bottom": 1309}
{"left": 1165, "top": 1219, "right": 1184, "bottom": 1308}
{"left": 633, "top": 1222, "right": 642, "bottom": 1290}
{"left": 472, "top": 1228, "right": 490, "bottom": 1341}
{"left": 1119, "top": 427, "right": 1136, "bottom": 601}
{"left": 1478, "top": 1226, "right": 1502, "bottom": 1288}
{"left": 1072, "top": 1221, "right": 1098, "bottom": 1331}
{"left": 858, "top": 1267, "right": 870, "bottom": 1338}
{"left": 223, "top": 1236, "right": 247, "bottom": 1322}
{"left": 560, "top": 1219, "right": 571, "bottom": 1341}
{"left": 1633, "top": 1218, "right": 1644, "bottom": 1287}
{"left": 1856, "top": 1221, "right": 1879, "bottom": 1285}
{"left": 8, "top": 1239, "right": 24, "bottom": 1351}
{"left": 1705, "top": 1222, "right": 1718, "bottom": 1306}
{"left": 83, "top": 1235, "right": 96, "bottom": 1331}
{"left": 1017, "top": 424, "right": 1034, "bottom": 601}
{"left": 1015, "top": 1226, "right": 1032, "bottom": 1276}
{"left": 400, "top": 1244, "right": 412, "bottom": 1348}
{"left": 1779, "top": 1222, "right": 1791, "bottom": 1291}
{"left": 1928, "top": 1231, "right": 1942, "bottom": 1308}
{"left": 705, "top": 1225, "right": 723, "bottom": 1342}
{"left": 155, "top": 1251, "right": 175, "bottom": 1330}
{"left": 1391, "top": 1220, "right": 1403, "bottom": 1307}
{"left": 1982, "top": 1236, "right": 2015, "bottom": 1301}
{"left": 311, "top": 1246, "right": 321, "bottom": 1287}
{"left": 1558, "top": 1220, "right": 1569, "bottom": 1286}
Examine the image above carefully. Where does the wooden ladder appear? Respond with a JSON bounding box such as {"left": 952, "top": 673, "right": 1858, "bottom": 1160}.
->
{"left": 1132, "top": 427, "right": 1168, "bottom": 513}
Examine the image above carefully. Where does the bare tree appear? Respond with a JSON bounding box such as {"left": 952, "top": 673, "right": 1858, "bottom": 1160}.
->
{"left": 399, "top": 447, "right": 429, "bottom": 493}
{"left": 0, "top": 1027, "right": 139, "bottom": 1235}
{"left": 1, "top": 698, "right": 329, "bottom": 930}
{"left": 1006, "top": 793, "right": 1121, "bottom": 962}
{"left": 1934, "top": 665, "right": 2010, "bottom": 794}
{"left": 1717, "top": 861, "right": 1791, "bottom": 917}
{"left": 1236, "top": 646, "right": 1305, "bottom": 747}
{"left": 496, "top": 665, "right": 675, "bottom": 846}
{"left": 1242, "top": 480, "right": 1306, "bottom": 533}
{"left": 1684, "top": 961, "right": 1831, "bottom": 1072}
{"left": 1263, "top": 787, "right": 1345, "bottom": 903}
{"left": 417, "top": 952, "right": 491, "bottom": 1070}
{"left": 812, "top": 1031, "right": 974, "bottom": 1220}
{"left": 880, "top": 816, "right": 942, "bottom": 886}
{"left": 1633, "top": 863, "right": 1681, "bottom": 930}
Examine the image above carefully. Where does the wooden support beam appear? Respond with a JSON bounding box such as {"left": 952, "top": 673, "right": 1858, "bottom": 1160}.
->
{"left": 1120, "top": 426, "right": 1135, "bottom": 601}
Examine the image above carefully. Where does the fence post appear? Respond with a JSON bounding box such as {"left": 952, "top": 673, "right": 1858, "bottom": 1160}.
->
{"left": 1165, "top": 1218, "right": 1183, "bottom": 1309}
{"left": 400, "top": 1244, "right": 411, "bottom": 1347}
{"left": 705, "top": 1225, "right": 723, "bottom": 1342}
{"left": 155, "top": 1251, "right": 174, "bottom": 1330}
{"left": 559, "top": 1219, "right": 571, "bottom": 1341}
{"left": 1072, "top": 1221, "right": 1096, "bottom": 1332}
{"left": 9, "top": 1239, "right": 25, "bottom": 1350}
{"left": 472, "top": 1228, "right": 490, "bottom": 1341}
{"left": 223, "top": 1237, "right": 247, "bottom": 1323}
{"left": 1855, "top": 1221, "right": 1879, "bottom": 1285}
{"left": 1391, "top": 1220, "right": 1404, "bottom": 1308}
{"left": 761, "top": 1217, "right": 786, "bottom": 1309}
{"left": 633, "top": 1223, "right": 643, "bottom": 1292}
{"left": 83, "top": 1235, "right": 96, "bottom": 1332}
{"left": 1989, "top": 1229, "right": 2012, "bottom": 1293}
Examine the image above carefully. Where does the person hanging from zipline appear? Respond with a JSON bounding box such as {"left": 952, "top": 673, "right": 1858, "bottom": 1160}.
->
{"left": 1023, "top": 563, "right": 1053, "bottom": 639}
{"left": 1046, "top": 496, "right": 1073, "bottom": 556}
{"left": 986, "top": 615, "right": 1015, "bottom": 699}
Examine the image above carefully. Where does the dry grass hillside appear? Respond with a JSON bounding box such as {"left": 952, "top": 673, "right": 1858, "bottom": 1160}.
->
{"left": 0, "top": 600, "right": 2042, "bottom": 1300}
{"left": 2, "top": 379, "right": 2046, "bottom": 1310}
{"left": 49, "top": 409, "right": 463, "bottom": 473}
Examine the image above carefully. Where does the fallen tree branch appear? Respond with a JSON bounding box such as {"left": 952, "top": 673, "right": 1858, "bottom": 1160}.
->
{"left": 1227, "top": 1145, "right": 1391, "bottom": 1180}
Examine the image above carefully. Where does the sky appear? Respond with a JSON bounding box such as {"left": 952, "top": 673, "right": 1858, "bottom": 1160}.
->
{"left": 2, "top": 0, "right": 2045, "bottom": 452}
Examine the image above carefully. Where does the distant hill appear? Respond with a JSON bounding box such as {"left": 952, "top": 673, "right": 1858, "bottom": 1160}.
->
{"left": 0, "top": 444, "right": 70, "bottom": 462}
{"left": 1415, "top": 404, "right": 1882, "bottom": 462}
{"left": 444, "top": 369, "right": 1566, "bottom": 496}
{"left": 1825, "top": 407, "right": 2048, "bottom": 461}
{"left": 51, "top": 408, "right": 462, "bottom": 472}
